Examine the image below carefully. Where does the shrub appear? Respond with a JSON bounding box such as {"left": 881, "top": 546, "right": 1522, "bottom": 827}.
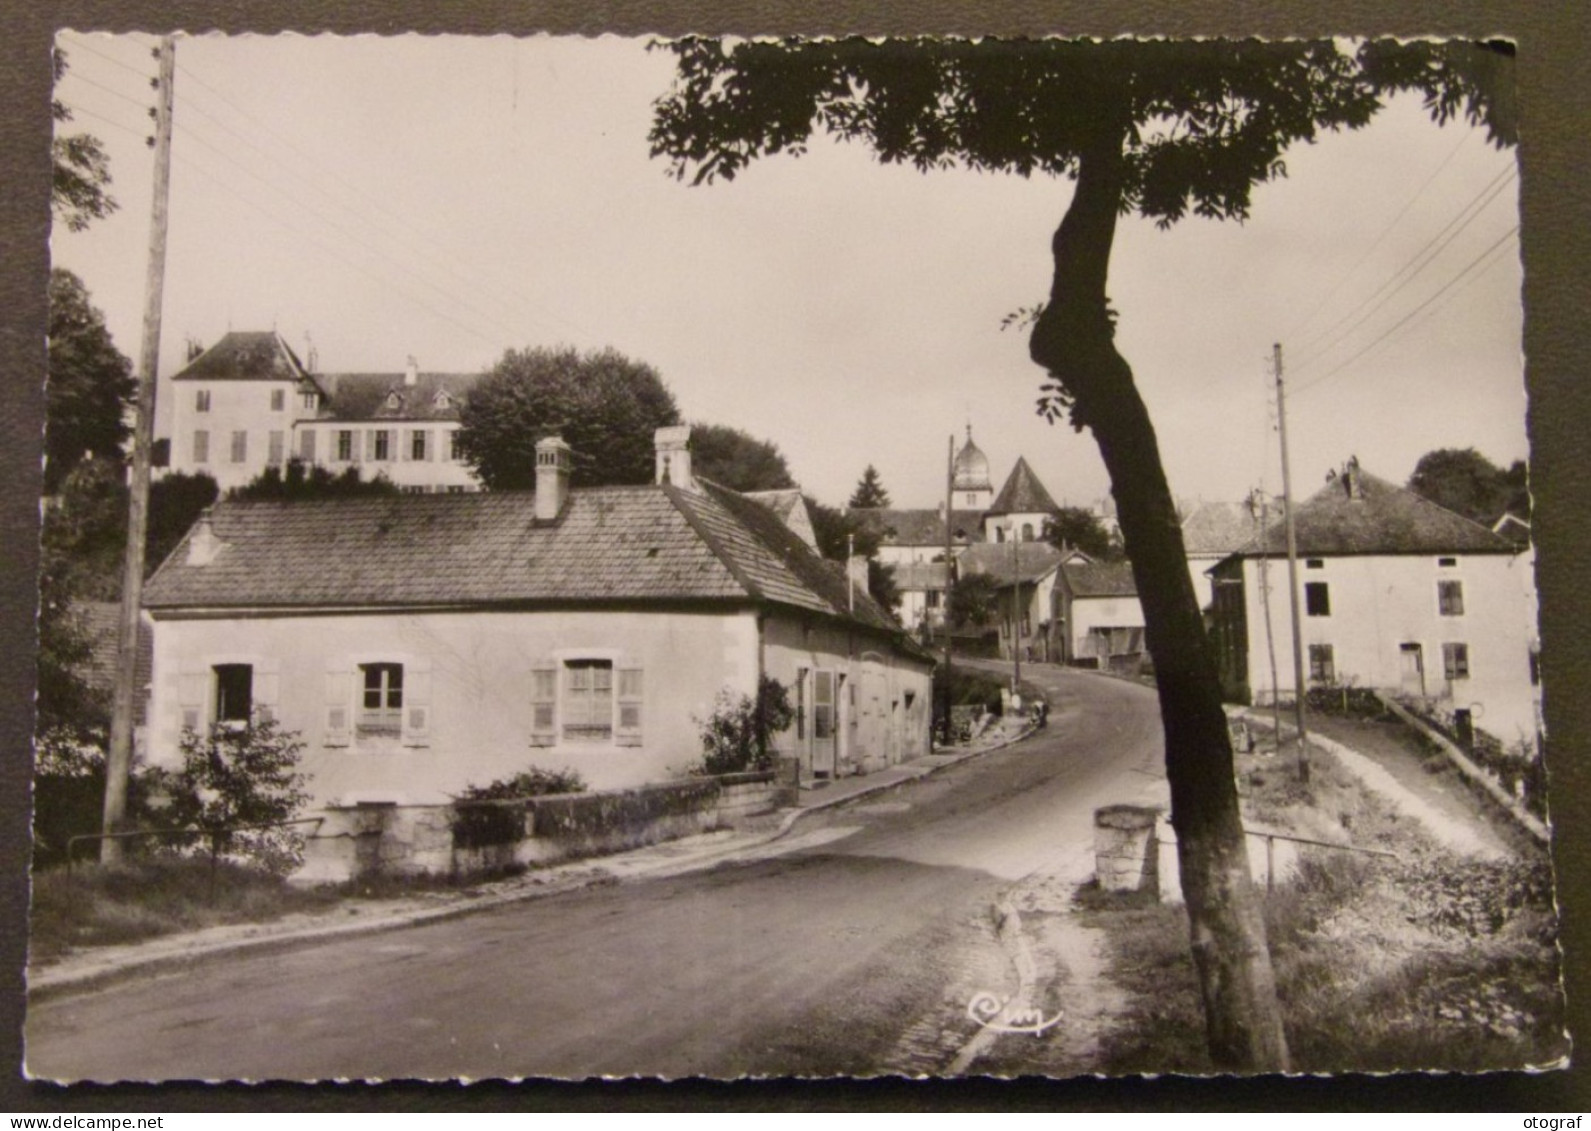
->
{"left": 144, "top": 716, "right": 311, "bottom": 876}
{"left": 694, "top": 676, "right": 793, "bottom": 775}
{"left": 450, "top": 766, "right": 587, "bottom": 849}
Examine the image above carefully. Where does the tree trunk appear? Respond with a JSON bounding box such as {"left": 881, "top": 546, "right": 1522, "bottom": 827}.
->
{"left": 1030, "top": 126, "right": 1291, "bottom": 1072}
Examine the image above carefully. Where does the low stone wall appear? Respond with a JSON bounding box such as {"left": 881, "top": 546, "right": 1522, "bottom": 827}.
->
{"left": 296, "top": 771, "right": 789, "bottom": 884}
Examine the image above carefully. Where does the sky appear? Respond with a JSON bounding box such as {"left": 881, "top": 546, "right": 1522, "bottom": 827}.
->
{"left": 48, "top": 33, "right": 1527, "bottom": 513}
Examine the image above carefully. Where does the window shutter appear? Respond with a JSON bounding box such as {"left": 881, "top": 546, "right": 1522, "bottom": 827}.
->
{"left": 177, "top": 670, "right": 207, "bottom": 733}
{"left": 402, "top": 660, "right": 432, "bottom": 747}
{"left": 255, "top": 661, "right": 281, "bottom": 724}
{"left": 530, "top": 665, "right": 557, "bottom": 748}
{"left": 365, "top": 430, "right": 377, "bottom": 461}
{"left": 324, "top": 668, "right": 352, "bottom": 747}
{"left": 616, "top": 667, "right": 643, "bottom": 747}
{"left": 350, "top": 432, "right": 362, "bottom": 464}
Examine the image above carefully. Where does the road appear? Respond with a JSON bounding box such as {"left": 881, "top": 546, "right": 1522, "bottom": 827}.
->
{"left": 26, "top": 664, "right": 1167, "bottom": 1082}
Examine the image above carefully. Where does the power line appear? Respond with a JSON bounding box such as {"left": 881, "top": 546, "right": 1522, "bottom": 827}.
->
{"left": 1280, "top": 127, "right": 1473, "bottom": 347}
{"left": 1291, "top": 223, "right": 1519, "bottom": 398}
{"left": 56, "top": 33, "right": 155, "bottom": 80}
{"left": 1291, "top": 164, "right": 1517, "bottom": 375}
{"left": 57, "top": 102, "right": 147, "bottom": 140}
{"left": 61, "top": 68, "right": 153, "bottom": 112}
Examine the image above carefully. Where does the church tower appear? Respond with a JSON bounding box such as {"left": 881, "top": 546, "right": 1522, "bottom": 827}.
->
{"left": 952, "top": 425, "right": 994, "bottom": 511}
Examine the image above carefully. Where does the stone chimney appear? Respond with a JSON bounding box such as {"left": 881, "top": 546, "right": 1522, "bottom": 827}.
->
{"left": 655, "top": 425, "right": 694, "bottom": 491}
{"left": 535, "top": 435, "right": 572, "bottom": 522}
{"left": 404, "top": 355, "right": 419, "bottom": 386}
{"left": 186, "top": 508, "right": 224, "bottom": 566}
{"left": 1342, "top": 455, "right": 1364, "bottom": 500}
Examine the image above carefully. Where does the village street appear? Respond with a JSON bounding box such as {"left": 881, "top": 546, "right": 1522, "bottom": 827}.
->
{"left": 27, "top": 665, "right": 1167, "bottom": 1082}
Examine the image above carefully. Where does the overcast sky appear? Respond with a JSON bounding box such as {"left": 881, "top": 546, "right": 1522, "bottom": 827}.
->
{"left": 49, "top": 33, "right": 1526, "bottom": 513}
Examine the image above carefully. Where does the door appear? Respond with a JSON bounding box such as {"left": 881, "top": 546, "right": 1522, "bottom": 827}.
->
{"left": 1399, "top": 643, "right": 1426, "bottom": 698}
{"left": 812, "top": 670, "right": 837, "bottom": 778}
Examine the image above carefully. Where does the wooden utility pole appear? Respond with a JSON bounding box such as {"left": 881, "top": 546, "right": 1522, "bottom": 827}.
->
{"left": 1010, "top": 525, "right": 1021, "bottom": 694}
{"left": 940, "top": 435, "right": 954, "bottom": 742}
{"left": 1274, "top": 342, "right": 1309, "bottom": 783}
{"left": 1253, "top": 488, "right": 1283, "bottom": 750}
{"left": 102, "top": 35, "right": 175, "bottom": 862}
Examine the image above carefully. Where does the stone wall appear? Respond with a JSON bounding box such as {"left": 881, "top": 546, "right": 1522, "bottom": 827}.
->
{"left": 296, "top": 771, "right": 788, "bottom": 884}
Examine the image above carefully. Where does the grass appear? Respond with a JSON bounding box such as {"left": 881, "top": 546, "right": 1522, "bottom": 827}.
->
{"left": 28, "top": 854, "right": 344, "bottom": 964}
{"left": 1084, "top": 741, "right": 1569, "bottom": 1074}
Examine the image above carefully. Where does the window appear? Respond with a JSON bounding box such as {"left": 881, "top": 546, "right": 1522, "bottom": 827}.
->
{"left": 213, "top": 664, "right": 253, "bottom": 725}
{"left": 302, "top": 391, "right": 318, "bottom": 412}
{"left": 1305, "top": 558, "right": 1324, "bottom": 569}
{"left": 433, "top": 390, "right": 453, "bottom": 410}
{"left": 195, "top": 389, "right": 211, "bottom": 413}
{"left": 299, "top": 429, "right": 316, "bottom": 462}
{"left": 1308, "top": 644, "right": 1335, "bottom": 684}
{"left": 1305, "top": 581, "right": 1331, "bottom": 617}
{"left": 270, "top": 389, "right": 285, "bottom": 412}
{"left": 1022, "top": 523, "right": 1034, "bottom": 542}
{"left": 1438, "top": 579, "right": 1465, "bottom": 616}
{"left": 562, "top": 660, "right": 614, "bottom": 742}
{"left": 336, "top": 430, "right": 354, "bottom": 462}
{"left": 359, "top": 663, "right": 404, "bottom": 731}
{"left": 965, "top": 493, "right": 977, "bottom": 505}
{"left": 230, "top": 430, "right": 248, "bottom": 463}
{"left": 1438, "top": 556, "right": 1458, "bottom": 568}
{"left": 411, "top": 429, "right": 428, "bottom": 461}
{"left": 385, "top": 391, "right": 403, "bottom": 410}
{"left": 445, "top": 485, "right": 467, "bottom": 494}
{"left": 401, "top": 485, "right": 427, "bottom": 495}
{"left": 267, "top": 430, "right": 285, "bottom": 466}
{"left": 193, "top": 430, "right": 209, "bottom": 464}
{"left": 449, "top": 430, "right": 464, "bottom": 462}
{"left": 1443, "top": 643, "right": 1471, "bottom": 680}
{"left": 926, "top": 589, "right": 942, "bottom": 609}
{"left": 372, "top": 430, "right": 391, "bottom": 461}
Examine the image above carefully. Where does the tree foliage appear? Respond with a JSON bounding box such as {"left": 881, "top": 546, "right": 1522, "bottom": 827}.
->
{"left": 694, "top": 676, "right": 795, "bottom": 774}
{"left": 1407, "top": 447, "right": 1527, "bottom": 528}
{"left": 848, "top": 464, "right": 892, "bottom": 508}
{"left": 947, "top": 572, "right": 1004, "bottom": 629}
{"left": 1045, "top": 505, "right": 1119, "bottom": 560}
{"left": 52, "top": 49, "right": 118, "bottom": 233}
{"left": 457, "top": 346, "right": 681, "bottom": 490}
{"left": 46, "top": 269, "right": 136, "bottom": 494}
{"left": 651, "top": 34, "right": 1514, "bottom": 1072}
{"left": 150, "top": 717, "right": 312, "bottom": 875}
{"left": 690, "top": 422, "right": 795, "bottom": 491}
{"left": 805, "top": 495, "right": 899, "bottom": 611}
{"left": 230, "top": 459, "right": 400, "bottom": 503}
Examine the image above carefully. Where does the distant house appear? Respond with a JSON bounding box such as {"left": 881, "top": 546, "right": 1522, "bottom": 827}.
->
{"left": 958, "top": 542, "right": 1067, "bottom": 662}
{"left": 165, "top": 331, "right": 480, "bottom": 493}
{"left": 1053, "top": 561, "right": 1146, "bottom": 670}
{"left": 1181, "top": 499, "right": 1274, "bottom": 613}
{"left": 142, "top": 428, "right": 934, "bottom": 803}
{"left": 1208, "top": 460, "right": 1539, "bottom": 746}
{"left": 982, "top": 456, "right": 1062, "bottom": 545}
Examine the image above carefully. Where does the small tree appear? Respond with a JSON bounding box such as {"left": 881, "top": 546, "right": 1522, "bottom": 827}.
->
{"left": 848, "top": 464, "right": 892, "bottom": 508}
{"left": 1044, "top": 505, "right": 1119, "bottom": 561}
{"left": 695, "top": 676, "right": 795, "bottom": 774}
{"left": 152, "top": 717, "right": 311, "bottom": 875}
{"left": 947, "top": 573, "right": 1004, "bottom": 629}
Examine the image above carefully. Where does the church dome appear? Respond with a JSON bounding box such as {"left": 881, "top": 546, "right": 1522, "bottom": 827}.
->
{"left": 953, "top": 427, "right": 992, "bottom": 492}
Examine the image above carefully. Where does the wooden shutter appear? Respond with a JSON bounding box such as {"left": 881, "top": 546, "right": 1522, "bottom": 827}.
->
{"left": 324, "top": 668, "right": 352, "bottom": 747}
{"left": 530, "top": 665, "right": 557, "bottom": 747}
{"left": 177, "top": 668, "right": 207, "bottom": 733}
{"left": 402, "top": 659, "right": 432, "bottom": 747}
{"left": 255, "top": 660, "right": 281, "bottom": 724}
{"left": 616, "top": 667, "right": 643, "bottom": 747}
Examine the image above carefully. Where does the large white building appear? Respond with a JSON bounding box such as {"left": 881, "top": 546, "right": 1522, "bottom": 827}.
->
{"left": 163, "top": 331, "right": 480, "bottom": 494}
{"left": 1209, "top": 460, "right": 1540, "bottom": 747}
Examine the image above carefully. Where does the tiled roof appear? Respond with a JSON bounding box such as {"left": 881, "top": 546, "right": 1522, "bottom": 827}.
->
{"left": 314, "top": 372, "right": 480, "bottom": 422}
{"left": 987, "top": 457, "right": 1060, "bottom": 517}
{"left": 78, "top": 602, "right": 154, "bottom": 723}
{"left": 958, "top": 541, "right": 1063, "bottom": 586}
{"left": 1061, "top": 561, "right": 1138, "bottom": 598}
{"left": 1182, "top": 501, "right": 1269, "bottom": 556}
{"left": 144, "top": 484, "right": 920, "bottom": 650}
{"left": 892, "top": 561, "right": 950, "bottom": 591}
{"left": 850, "top": 507, "right": 985, "bottom": 547}
{"left": 1241, "top": 469, "right": 1518, "bottom": 557}
{"left": 171, "top": 331, "right": 309, "bottom": 384}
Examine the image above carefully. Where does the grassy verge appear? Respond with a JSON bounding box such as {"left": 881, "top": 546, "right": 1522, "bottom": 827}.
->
{"left": 1081, "top": 740, "right": 1567, "bottom": 1074}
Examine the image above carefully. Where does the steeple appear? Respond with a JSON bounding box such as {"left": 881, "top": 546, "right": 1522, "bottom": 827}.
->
{"left": 952, "top": 425, "right": 994, "bottom": 511}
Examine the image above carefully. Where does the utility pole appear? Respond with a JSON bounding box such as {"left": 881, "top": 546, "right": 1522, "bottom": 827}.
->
{"left": 102, "top": 35, "right": 175, "bottom": 862}
{"left": 1010, "top": 525, "right": 1021, "bottom": 695}
{"left": 1274, "top": 342, "right": 1309, "bottom": 783}
{"left": 941, "top": 435, "right": 955, "bottom": 744}
{"left": 1253, "top": 488, "right": 1282, "bottom": 751}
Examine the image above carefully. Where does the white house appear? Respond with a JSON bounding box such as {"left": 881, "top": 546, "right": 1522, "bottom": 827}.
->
{"left": 164, "top": 331, "right": 480, "bottom": 494}
{"left": 1052, "top": 560, "right": 1147, "bottom": 670}
{"left": 142, "top": 429, "right": 935, "bottom": 805}
{"left": 1208, "top": 460, "right": 1539, "bottom": 747}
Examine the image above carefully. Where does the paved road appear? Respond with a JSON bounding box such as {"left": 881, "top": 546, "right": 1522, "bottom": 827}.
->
{"left": 26, "top": 665, "right": 1166, "bottom": 1082}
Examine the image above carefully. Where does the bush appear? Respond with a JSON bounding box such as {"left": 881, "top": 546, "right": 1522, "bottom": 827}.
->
{"left": 450, "top": 767, "right": 587, "bottom": 849}
{"left": 144, "top": 716, "right": 311, "bottom": 876}
{"left": 693, "top": 676, "right": 794, "bottom": 775}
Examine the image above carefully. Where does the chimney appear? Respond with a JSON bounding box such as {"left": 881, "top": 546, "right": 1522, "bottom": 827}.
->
{"left": 1342, "top": 455, "right": 1363, "bottom": 500}
{"left": 404, "top": 355, "right": 419, "bottom": 386}
{"left": 654, "top": 425, "right": 694, "bottom": 491}
{"left": 186, "top": 508, "right": 224, "bottom": 566}
{"left": 535, "top": 434, "right": 572, "bottom": 522}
